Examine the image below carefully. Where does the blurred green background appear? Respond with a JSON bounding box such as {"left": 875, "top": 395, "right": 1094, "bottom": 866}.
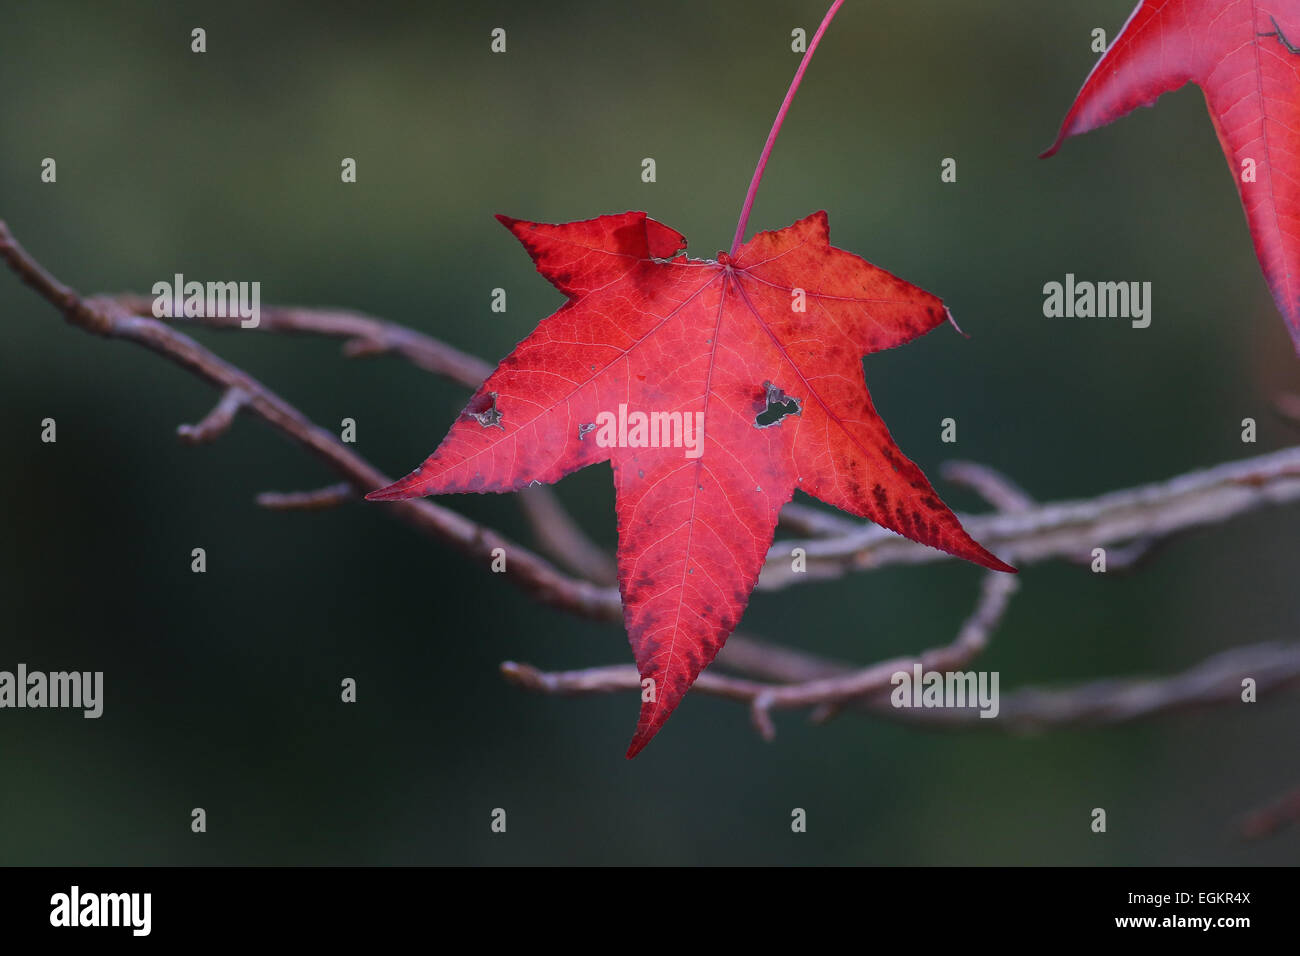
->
{"left": 2, "top": 0, "right": 1298, "bottom": 865}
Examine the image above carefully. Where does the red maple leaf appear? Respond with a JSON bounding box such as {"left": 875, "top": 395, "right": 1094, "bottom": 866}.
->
{"left": 368, "top": 0, "right": 1014, "bottom": 756}
{"left": 1043, "top": 0, "right": 1300, "bottom": 349}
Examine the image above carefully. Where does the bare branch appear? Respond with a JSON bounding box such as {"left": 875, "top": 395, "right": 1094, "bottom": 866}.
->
{"left": 177, "top": 386, "right": 247, "bottom": 444}
{"left": 114, "top": 290, "right": 625, "bottom": 588}
{"left": 757, "top": 446, "right": 1300, "bottom": 589}
{"left": 111, "top": 294, "right": 492, "bottom": 389}
{"left": 512, "top": 573, "right": 1013, "bottom": 738}
{"left": 748, "top": 572, "right": 1018, "bottom": 738}
{"left": 776, "top": 501, "right": 856, "bottom": 537}
{"left": 941, "top": 459, "right": 1160, "bottom": 572}
{"left": 0, "top": 222, "right": 616, "bottom": 622}
{"left": 516, "top": 486, "right": 617, "bottom": 586}
{"left": 500, "top": 660, "right": 770, "bottom": 703}
{"left": 715, "top": 632, "right": 850, "bottom": 682}
{"left": 256, "top": 483, "right": 355, "bottom": 511}
{"left": 898, "top": 641, "right": 1300, "bottom": 730}
{"left": 941, "top": 460, "right": 1035, "bottom": 513}
{"left": 505, "top": 639, "right": 1300, "bottom": 735}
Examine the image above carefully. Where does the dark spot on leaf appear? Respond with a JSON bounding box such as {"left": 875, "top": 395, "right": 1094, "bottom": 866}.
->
{"left": 872, "top": 484, "right": 889, "bottom": 512}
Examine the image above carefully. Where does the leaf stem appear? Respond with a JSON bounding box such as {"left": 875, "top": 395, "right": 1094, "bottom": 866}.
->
{"left": 729, "top": 0, "right": 846, "bottom": 257}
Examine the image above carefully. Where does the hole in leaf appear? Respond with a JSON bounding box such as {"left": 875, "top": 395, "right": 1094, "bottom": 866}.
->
{"left": 468, "top": 391, "right": 505, "bottom": 430}
{"left": 754, "top": 381, "right": 802, "bottom": 428}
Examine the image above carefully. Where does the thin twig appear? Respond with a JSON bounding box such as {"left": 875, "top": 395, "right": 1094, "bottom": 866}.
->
{"left": 111, "top": 294, "right": 492, "bottom": 388}
{"left": 500, "top": 660, "right": 771, "bottom": 703}
{"left": 505, "top": 640, "right": 1300, "bottom": 734}
{"left": 776, "top": 501, "right": 856, "bottom": 537}
{"left": 177, "top": 386, "right": 247, "bottom": 444}
{"left": 891, "top": 641, "right": 1300, "bottom": 730}
{"left": 942, "top": 460, "right": 1035, "bottom": 513}
{"left": 256, "top": 482, "right": 355, "bottom": 511}
{"left": 747, "top": 572, "right": 1018, "bottom": 738}
{"left": 941, "top": 459, "right": 1159, "bottom": 572}
{"left": 516, "top": 486, "right": 617, "bottom": 586}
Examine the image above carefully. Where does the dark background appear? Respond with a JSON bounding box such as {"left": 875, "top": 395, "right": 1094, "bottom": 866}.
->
{"left": 2, "top": 0, "right": 1297, "bottom": 864}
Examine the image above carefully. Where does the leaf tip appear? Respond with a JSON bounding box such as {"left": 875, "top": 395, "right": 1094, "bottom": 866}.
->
{"left": 983, "top": 553, "right": 1018, "bottom": 574}
{"left": 624, "top": 732, "right": 652, "bottom": 760}
{"left": 364, "top": 469, "right": 429, "bottom": 502}
{"left": 806, "top": 209, "right": 830, "bottom": 238}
